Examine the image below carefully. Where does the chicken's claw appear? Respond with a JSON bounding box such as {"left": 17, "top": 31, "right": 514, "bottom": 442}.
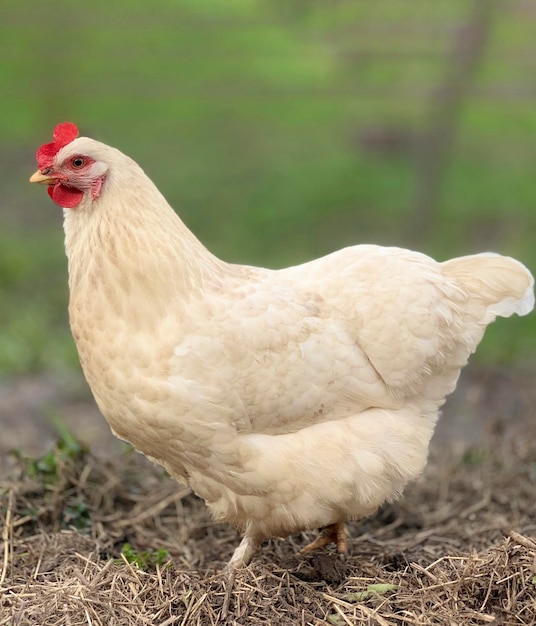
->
{"left": 221, "top": 566, "right": 236, "bottom": 622}
{"left": 299, "top": 522, "right": 348, "bottom": 556}
{"left": 221, "top": 533, "right": 262, "bottom": 620}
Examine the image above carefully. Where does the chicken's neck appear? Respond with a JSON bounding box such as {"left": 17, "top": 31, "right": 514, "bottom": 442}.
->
{"left": 63, "top": 177, "right": 225, "bottom": 326}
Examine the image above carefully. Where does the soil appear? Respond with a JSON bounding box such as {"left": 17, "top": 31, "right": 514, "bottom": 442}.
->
{"left": 1, "top": 365, "right": 535, "bottom": 625}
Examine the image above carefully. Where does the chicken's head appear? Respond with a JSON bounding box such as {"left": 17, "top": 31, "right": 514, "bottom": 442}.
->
{"left": 30, "top": 122, "right": 108, "bottom": 209}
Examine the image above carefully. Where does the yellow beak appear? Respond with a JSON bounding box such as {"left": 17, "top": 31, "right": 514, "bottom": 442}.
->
{"left": 29, "top": 170, "right": 57, "bottom": 185}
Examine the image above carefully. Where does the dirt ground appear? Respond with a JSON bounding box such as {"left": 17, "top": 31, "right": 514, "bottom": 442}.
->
{"left": 1, "top": 366, "right": 535, "bottom": 625}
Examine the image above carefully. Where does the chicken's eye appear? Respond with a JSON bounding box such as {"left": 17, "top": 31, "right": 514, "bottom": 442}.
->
{"left": 71, "top": 157, "right": 85, "bottom": 168}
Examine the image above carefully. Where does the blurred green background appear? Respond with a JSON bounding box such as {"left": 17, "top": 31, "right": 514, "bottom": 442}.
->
{"left": 1, "top": 0, "right": 535, "bottom": 378}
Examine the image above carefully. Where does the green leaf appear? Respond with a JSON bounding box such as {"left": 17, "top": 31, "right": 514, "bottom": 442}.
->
{"left": 119, "top": 543, "right": 170, "bottom": 571}
{"left": 63, "top": 501, "right": 90, "bottom": 529}
{"left": 346, "top": 583, "right": 397, "bottom": 602}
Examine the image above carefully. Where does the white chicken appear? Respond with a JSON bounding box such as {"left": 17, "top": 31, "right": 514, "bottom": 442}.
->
{"left": 30, "top": 123, "right": 534, "bottom": 577}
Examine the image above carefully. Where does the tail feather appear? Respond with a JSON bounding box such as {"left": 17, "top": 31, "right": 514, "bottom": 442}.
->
{"left": 442, "top": 253, "right": 534, "bottom": 322}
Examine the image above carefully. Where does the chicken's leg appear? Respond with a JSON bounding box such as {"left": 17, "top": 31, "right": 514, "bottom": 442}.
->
{"left": 221, "top": 532, "right": 262, "bottom": 620}
{"left": 299, "top": 522, "right": 348, "bottom": 555}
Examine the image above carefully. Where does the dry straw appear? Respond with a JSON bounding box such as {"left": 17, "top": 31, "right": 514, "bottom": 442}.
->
{"left": 1, "top": 423, "right": 535, "bottom": 625}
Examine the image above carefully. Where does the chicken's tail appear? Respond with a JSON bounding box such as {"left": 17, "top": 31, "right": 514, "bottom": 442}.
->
{"left": 441, "top": 253, "right": 534, "bottom": 322}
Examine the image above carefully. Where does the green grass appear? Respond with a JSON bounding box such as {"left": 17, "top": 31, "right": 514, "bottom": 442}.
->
{"left": 0, "top": 231, "right": 77, "bottom": 373}
{"left": 1, "top": 0, "right": 535, "bottom": 374}
{"left": 120, "top": 544, "right": 171, "bottom": 571}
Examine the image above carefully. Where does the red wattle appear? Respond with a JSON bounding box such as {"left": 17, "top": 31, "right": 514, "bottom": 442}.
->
{"left": 48, "top": 183, "right": 84, "bottom": 208}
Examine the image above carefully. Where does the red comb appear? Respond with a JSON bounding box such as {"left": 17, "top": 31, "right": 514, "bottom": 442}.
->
{"left": 36, "top": 122, "right": 79, "bottom": 170}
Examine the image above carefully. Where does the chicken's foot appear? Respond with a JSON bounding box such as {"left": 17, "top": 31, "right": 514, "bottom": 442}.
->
{"left": 221, "top": 567, "right": 237, "bottom": 622}
{"left": 299, "top": 522, "right": 348, "bottom": 556}
{"left": 221, "top": 533, "right": 262, "bottom": 620}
